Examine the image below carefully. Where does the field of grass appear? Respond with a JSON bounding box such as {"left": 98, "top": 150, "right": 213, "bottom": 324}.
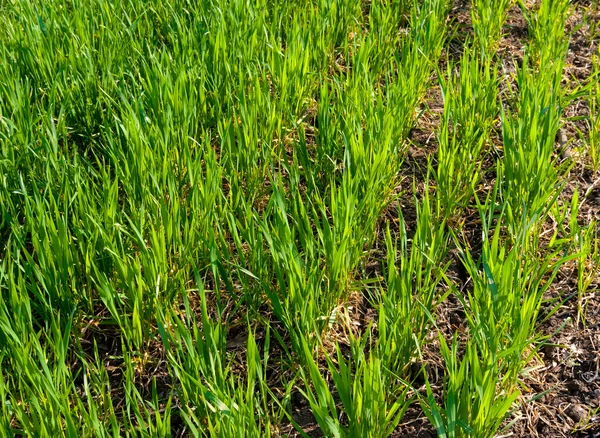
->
{"left": 0, "top": 0, "right": 599, "bottom": 436}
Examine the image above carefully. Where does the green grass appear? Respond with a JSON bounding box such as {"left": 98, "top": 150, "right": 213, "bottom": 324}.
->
{"left": 0, "top": 0, "right": 598, "bottom": 436}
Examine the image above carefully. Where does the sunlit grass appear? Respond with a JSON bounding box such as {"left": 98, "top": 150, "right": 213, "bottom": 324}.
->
{"left": 0, "top": 0, "right": 597, "bottom": 436}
